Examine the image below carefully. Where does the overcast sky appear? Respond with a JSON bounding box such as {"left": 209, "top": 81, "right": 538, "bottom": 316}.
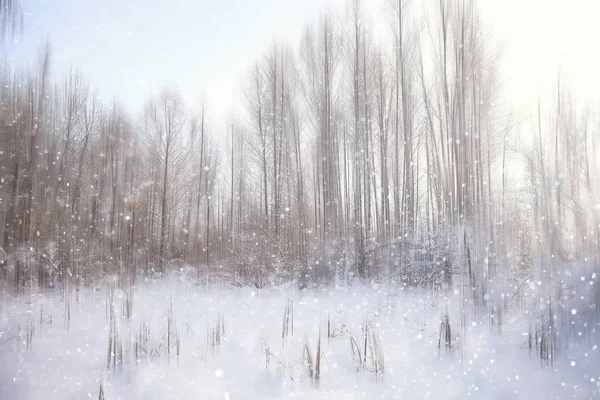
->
{"left": 7, "top": 0, "right": 600, "bottom": 123}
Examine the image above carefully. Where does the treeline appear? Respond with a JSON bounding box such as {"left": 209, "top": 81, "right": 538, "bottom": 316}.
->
{"left": 1, "top": 0, "right": 599, "bottom": 342}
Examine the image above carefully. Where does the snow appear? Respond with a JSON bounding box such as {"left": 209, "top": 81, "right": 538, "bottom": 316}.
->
{"left": 0, "top": 274, "right": 598, "bottom": 399}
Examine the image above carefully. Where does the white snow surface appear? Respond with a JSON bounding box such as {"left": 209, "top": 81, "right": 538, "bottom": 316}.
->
{"left": 0, "top": 274, "right": 598, "bottom": 399}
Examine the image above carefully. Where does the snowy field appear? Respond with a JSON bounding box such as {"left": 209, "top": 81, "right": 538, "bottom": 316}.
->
{"left": 0, "top": 273, "right": 598, "bottom": 400}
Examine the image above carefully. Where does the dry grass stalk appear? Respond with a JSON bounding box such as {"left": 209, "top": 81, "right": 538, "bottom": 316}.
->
{"left": 282, "top": 299, "right": 292, "bottom": 346}
{"left": 438, "top": 312, "right": 452, "bottom": 358}
{"left": 134, "top": 319, "right": 150, "bottom": 364}
{"left": 165, "top": 298, "right": 182, "bottom": 365}
{"left": 121, "top": 288, "right": 133, "bottom": 323}
{"left": 315, "top": 326, "right": 321, "bottom": 386}
{"left": 107, "top": 303, "right": 122, "bottom": 372}
{"left": 260, "top": 337, "right": 271, "bottom": 376}
{"left": 21, "top": 317, "right": 35, "bottom": 352}
{"left": 98, "top": 381, "right": 105, "bottom": 400}
{"left": 63, "top": 276, "right": 71, "bottom": 333}
{"left": 208, "top": 312, "right": 224, "bottom": 355}
{"left": 302, "top": 338, "right": 313, "bottom": 379}
{"left": 349, "top": 321, "right": 384, "bottom": 377}
{"left": 350, "top": 335, "right": 361, "bottom": 371}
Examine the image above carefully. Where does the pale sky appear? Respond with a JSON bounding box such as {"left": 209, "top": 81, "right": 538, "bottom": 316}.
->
{"left": 7, "top": 0, "right": 600, "bottom": 123}
{"left": 481, "top": 0, "right": 600, "bottom": 111}
{"left": 10, "top": 0, "right": 342, "bottom": 118}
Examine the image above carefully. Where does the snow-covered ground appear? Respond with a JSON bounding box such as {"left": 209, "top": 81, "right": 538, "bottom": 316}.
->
{"left": 0, "top": 273, "right": 598, "bottom": 399}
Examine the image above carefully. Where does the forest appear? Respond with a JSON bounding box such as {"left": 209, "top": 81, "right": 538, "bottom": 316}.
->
{"left": 0, "top": 0, "right": 599, "bottom": 398}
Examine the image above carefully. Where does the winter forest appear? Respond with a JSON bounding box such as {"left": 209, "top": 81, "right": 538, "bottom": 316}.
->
{"left": 1, "top": 0, "right": 599, "bottom": 398}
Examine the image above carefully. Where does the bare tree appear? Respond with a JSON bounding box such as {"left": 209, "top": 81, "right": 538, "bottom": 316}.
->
{"left": 142, "top": 88, "right": 189, "bottom": 271}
